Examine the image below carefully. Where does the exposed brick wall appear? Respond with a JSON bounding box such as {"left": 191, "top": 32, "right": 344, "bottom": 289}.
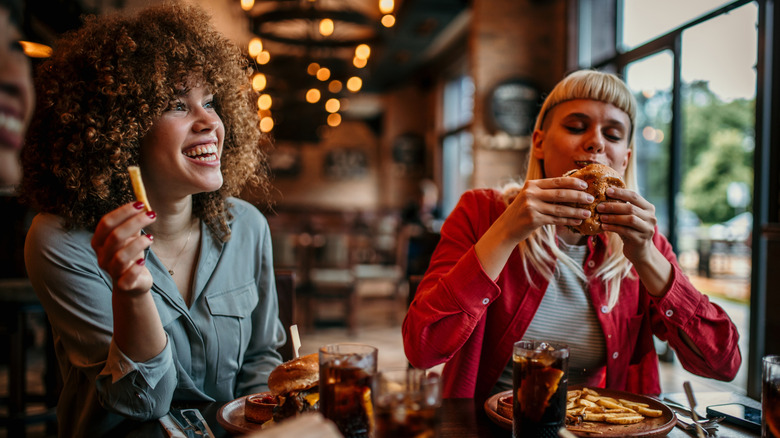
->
{"left": 470, "top": 0, "right": 568, "bottom": 188}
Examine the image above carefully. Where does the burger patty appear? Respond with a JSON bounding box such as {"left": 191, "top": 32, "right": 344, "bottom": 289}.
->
{"left": 272, "top": 388, "right": 319, "bottom": 422}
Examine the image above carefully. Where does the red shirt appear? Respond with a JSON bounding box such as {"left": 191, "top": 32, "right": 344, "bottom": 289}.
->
{"left": 402, "top": 189, "right": 741, "bottom": 403}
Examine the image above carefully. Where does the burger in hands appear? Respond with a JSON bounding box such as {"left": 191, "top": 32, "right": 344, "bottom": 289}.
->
{"left": 563, "top": 163, "right": 626, "bottom": 235}
{"left": 267, "top": 353, "right": 320, "bottom": 422}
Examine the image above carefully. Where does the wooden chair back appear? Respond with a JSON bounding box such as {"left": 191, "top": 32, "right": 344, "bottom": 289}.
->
{"left": 407, "top": 274, "right": 425, "bottom": 308}
{"left": 274, "top": 269, "right": 296, "bottom": 361}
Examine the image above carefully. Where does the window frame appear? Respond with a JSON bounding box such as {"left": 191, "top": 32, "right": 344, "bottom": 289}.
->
{"left": 575, "top": 0, "right": 771, "bottom": 399}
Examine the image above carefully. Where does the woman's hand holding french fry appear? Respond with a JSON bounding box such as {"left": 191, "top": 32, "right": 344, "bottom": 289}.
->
{"left": 91, "top": 201, "right": 157, "bottom": 294}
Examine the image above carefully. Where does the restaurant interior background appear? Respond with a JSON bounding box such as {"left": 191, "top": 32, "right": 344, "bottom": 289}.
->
{"left": 2, "top": 0, "right": 780, "bottom": 435}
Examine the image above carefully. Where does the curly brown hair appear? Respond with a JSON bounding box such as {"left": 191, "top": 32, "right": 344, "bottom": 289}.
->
{"left": 21, "top": 3, "right": 271, "bottom": 241}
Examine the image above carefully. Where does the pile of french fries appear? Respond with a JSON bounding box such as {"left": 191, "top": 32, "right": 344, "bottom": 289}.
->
{"left": 566, "top": 387, "right": 663, "bottom": 430}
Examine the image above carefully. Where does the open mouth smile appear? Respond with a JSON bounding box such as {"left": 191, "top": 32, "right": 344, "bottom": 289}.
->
{"left": 0, "top": 111, "right": 25, "bottom": 150}
{"left": 183, "top": 143, "right": 219, "bottom": 162}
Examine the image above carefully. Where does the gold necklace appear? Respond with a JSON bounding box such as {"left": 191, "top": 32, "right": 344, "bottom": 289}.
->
{"left": 160, "top": 221, "right": 194, "bottom": 276}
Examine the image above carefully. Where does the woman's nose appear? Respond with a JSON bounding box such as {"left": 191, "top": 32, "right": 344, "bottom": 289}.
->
{"left": 192, "top": 108, "right": 220, "bottom": 132}
{"left": 584, "top": 133, "right": 605, "bottom": 153}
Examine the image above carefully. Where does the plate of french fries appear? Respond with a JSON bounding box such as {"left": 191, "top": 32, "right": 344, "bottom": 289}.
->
{"left": 484, "top": 385, "right": 676, "bottom": 437}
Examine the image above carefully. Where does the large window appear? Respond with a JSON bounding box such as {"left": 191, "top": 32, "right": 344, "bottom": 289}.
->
{"left": 440, "top": 75, "right": 474, "bottom": 216}
{"left": 579, "top": 0, "right": 758, "bottom": 395}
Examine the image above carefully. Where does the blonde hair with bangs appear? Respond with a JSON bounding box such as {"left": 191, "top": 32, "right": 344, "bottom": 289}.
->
{"left": 507, "top": 70, "right": 638, "bottom": 311}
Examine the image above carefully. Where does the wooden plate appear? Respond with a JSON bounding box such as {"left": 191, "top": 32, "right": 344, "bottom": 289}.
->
{"left": 484, "top": 386, "right": 677, "bottom": 437}
{"left": 217, "top": 395, "right": 266, "bottom": 435}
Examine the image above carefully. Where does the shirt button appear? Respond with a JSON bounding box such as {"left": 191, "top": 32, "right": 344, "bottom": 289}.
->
{"left": 612, "top": 352, "right": 619, "bottom": 359}
{"left": 587, "top": 260, "right": 596, "bottom": 268}
{"left": 482, "top": 298, "right": 490, "bottom": 305}
{"left": 601, "top": 305, "right": 609, "bottom": 313}
{"left": 665, "top": 309, "right": 674, "bottom": 317}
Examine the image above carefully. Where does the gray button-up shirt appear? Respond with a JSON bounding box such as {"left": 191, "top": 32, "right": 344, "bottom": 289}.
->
{"left": 25, "top": 198, "right": 286, "bottom": 438}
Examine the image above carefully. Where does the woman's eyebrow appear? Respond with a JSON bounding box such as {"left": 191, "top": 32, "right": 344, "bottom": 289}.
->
{"left": 562, "top": 112, "right": 627, "bottom": 129}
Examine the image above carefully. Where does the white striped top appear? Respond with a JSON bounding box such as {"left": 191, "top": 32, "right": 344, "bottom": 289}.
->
{"left": 492, "top": 239, "right": 607, "bottom": 394}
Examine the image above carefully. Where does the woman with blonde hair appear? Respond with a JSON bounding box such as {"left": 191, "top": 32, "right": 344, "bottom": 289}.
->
{"left": 403, "top": 70, "right": 740, "bottom": 403}
{"left": 22, "top": 4, "right": 285, "bottom": 436}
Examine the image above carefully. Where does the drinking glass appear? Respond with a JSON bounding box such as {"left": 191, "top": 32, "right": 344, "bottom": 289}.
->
{"left": 319, "top": 343, "right": 378, "bottom": 438}
{"left": 374, "top": 368, "right": 441, "bottom": 438}
{"left": 512, "top": 340, "right": 569, "bottom": 438}
{"left": 764, "top": 355, "right": 780, "bottom": 438}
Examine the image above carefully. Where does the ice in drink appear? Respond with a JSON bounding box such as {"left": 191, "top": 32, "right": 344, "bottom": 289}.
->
{"left": 374, "top": 369, "right": 441, "bottom": 438}
{"left": 319, "top": 344, "right": 377, "bottom": 438}
{"left": 512, "top": 341, "right": 569, "bottom": 438}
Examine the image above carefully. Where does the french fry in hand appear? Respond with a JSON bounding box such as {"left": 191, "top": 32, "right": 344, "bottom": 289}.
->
{"left": 128, "top": 166, "right": 152, "bottom": 212}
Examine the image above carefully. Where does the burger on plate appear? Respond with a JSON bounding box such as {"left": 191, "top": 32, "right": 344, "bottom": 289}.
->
{"left": 267, "top": 353, "right": 320, "bottom": 422}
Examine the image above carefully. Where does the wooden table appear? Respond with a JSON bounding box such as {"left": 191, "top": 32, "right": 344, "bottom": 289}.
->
{"left": 120, "top": 392, "right": 760, "bottom": 437}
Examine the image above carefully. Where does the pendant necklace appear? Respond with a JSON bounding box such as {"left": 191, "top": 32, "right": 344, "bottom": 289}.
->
{"left": 162, "top": 221, "right": 194, "bottom": 276}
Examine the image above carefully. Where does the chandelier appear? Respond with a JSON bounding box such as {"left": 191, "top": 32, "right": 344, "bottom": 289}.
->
{"left": 240, "top": 0, "right": 396, "bottom": 140}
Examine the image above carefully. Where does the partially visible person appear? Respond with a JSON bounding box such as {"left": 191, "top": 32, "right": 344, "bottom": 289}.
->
{"left": 399, "top": 179, "right": 442, "bottom": 277}
{"left": 21, "top": 5, "right": 284, "bottom": 437}
{"left": 403, "top": 70, "right": 741, "bottom": 404}
{"left": 0, "top": 0, "right": 35, "bottom": 278}
{"left": 0, "top": 0, "right": 33, "bottom": 186}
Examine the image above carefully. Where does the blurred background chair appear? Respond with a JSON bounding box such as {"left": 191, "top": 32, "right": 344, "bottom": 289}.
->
{"left": 0, "top": 278, "right": 58, "bottom": 437}
{"left": 274, "top": 269, "right": 296, "bottom": 362}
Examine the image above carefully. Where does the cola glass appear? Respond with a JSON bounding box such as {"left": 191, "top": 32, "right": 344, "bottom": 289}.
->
{"left": 319, "top": 343, "right": 377, "bottom": 438}
{"left": 512, "top": 340, "right": 569, "bottom": 438}
{"left": 764, "top": 355, "right": 780, "bottom": 438}
{"left": 374, "top": 368, "right": 441, "bottom": 438}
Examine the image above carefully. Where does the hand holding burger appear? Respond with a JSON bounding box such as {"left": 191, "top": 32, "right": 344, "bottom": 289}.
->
{"left": 563, "top": 163, "right": 626, "bottom": 235}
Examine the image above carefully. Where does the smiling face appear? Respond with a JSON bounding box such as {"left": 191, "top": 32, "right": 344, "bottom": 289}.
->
{"left": 532, "top": 99, "right": 632, "bottom": 179}
{"left": 139, "top": 83, "right": 225, "bottom": 203}
{"left": 0, "top": 7, "right": 34, "bottom": 152}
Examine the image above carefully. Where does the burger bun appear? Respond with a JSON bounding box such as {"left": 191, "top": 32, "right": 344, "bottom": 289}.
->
{"left": 268, "top": 353, "right": 319, "bottom": 396}
{"left": 563, "top": 163, "right": 625, "bottom": 235}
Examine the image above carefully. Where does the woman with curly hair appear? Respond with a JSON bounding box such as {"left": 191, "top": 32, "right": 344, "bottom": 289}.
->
{"left": 21, "top": 4, "right": 285, "bottom": 436}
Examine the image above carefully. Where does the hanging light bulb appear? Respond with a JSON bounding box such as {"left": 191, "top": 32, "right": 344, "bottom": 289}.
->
{"left": 355, "top": 44, "right": 371, "bottom": 60}
{"left": 19, "top": 41, "right": 52, "bottom": 58}
{"left": 325, "top": 98, "right": 340, "bottom": 113}
{"left": 316, "top": 67, "right": 331, "bottom": 81}
{"left": 307, "top": 63, "right": 321, "bottom": 76}
{"left": 346, "top": 76, "right": 362, "bottom": 92}
{"left": 256, "top": 51, "right": 271, "bottom": 65}
{"left": 353, "top": 57, "right": 367, "bottom": 68}
{"left": 252, "top": 73, "right": 266, "bottom": 91}
{"left": 381, "top": 14, "right": 395, "bottom": 28}
{"left": 328, "top": 80, "right": 343, "bottom": 93}
{"left": 260, "top": 116, "right": 274, "bottom": 132}
{"left": 319, "top": 18, "right": 334, "bottom": 36}
{"left": 248, "top": 38, "right": 263, "bottom": 57}
{"left": 327, "top": 113, "right": 342, "bottom": 127}
{"left": 257, "top": 94, "right": 272, "bottom": 110}
{"left": 240, "top": 0, "right": 254, "bottom": 11}
{"left": 306, "top": 88, "right": 321, "bottom": 103}
{"left": 379, "top": 0, "right": 394, "bottom": 14}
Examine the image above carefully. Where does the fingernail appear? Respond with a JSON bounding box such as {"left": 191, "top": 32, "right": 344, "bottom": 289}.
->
{"left": 136, "top": 258, "right": 146, "bottom": 266}
{"left": 146, "top": 234, "right": 154, "bottom": 241}
{"left": 146, "top": 211, "right": 157, "bottom": 219}
{"left": 133, "top": 201, "right": 145, "bottom": 210}
{"left": 606, "top": 187, "right": 614, "bottom": 195}
{"left": 585, "top": 195, "right": 594, "bottom": 203}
